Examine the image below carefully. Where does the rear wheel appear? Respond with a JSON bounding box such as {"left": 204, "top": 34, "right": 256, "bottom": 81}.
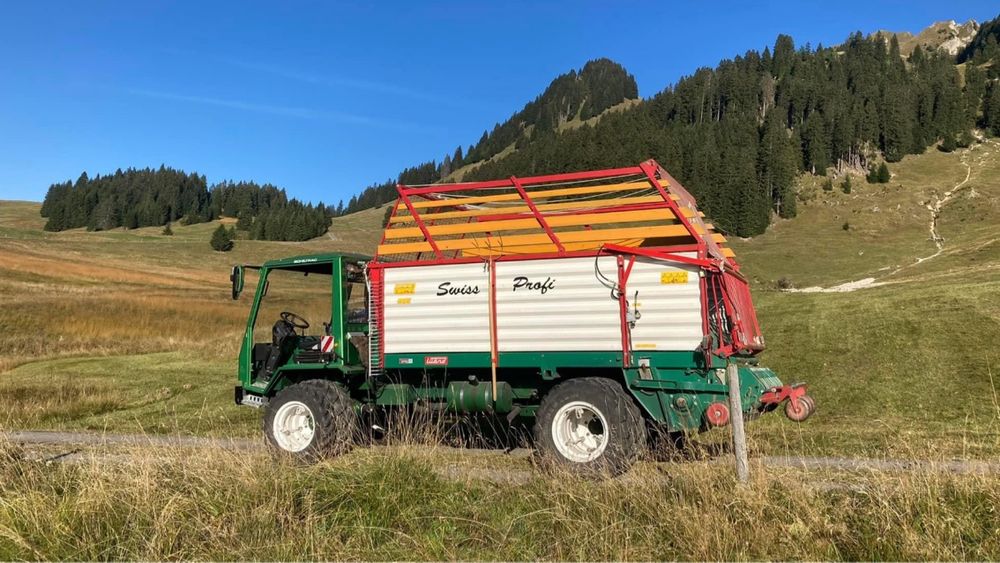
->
{"left": 534, "top": 377, "right": 645, "bottom": 476}
{"left": 263, "top": 380, "right": 356, "bottom": 461}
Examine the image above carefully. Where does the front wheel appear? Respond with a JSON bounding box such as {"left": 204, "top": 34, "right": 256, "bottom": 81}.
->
{"left": 534, "top": 377, "right": 645, "bottom": 476}
{"left": 263, "top": 380, "right": 356, "bottom": 461}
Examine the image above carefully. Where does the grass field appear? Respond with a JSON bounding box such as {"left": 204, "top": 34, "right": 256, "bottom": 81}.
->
{"left": 1, "top": 442, "right": 998, "bottom": 560}
{"left": 1, "top": 140, "right": 999, "bottom": 559}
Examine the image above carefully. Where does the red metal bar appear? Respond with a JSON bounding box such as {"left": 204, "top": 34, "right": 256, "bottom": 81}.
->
{"left": 622, "top": 254, "right": 636, "bottom": 284}
{"left": 401, "top": 165, "right": 645, "bottom": 196}
{"left": 653, "top": 162, "right": 737, "bottom": 269}
{"left": 489, "top": 259, "right": 499, "bottom": 372}
{"left": 616, "top": 255, "right": 631, "bottom": 368}
{"left": 369, "top": 267, "right": 385, "bottom": 370}
{"left": 699, "top": 273, "right": 711, "bottom": 368}
{"left": 395, "top": 184, "right": 443, "bottom": 260}
{"left": 638, "top": 160, "right": 708, "bottom": 260}
{"left": 601, "top": 243, "right": 714, "bottom": 269}
{"left": 510, "top": 175, "right": 564, "bottom": 253}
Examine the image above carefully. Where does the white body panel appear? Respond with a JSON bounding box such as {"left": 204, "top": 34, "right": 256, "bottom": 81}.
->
{"left": 493, "top": 257, "right": 621, "bottom": 352}
{"left": 627, "top": 258, "right": 703, "bottom": 351}
{"left": 380, "top": 256, "right": 703, "bottom": 354}
{"left": 383, "top": 262, "right": 490, "bottom": 353}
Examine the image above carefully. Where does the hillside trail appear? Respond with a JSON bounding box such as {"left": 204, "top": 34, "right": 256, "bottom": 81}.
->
{"left": 4, "top": 430, "right": 999, "bottom": 481}
{"left": 787, "top": 138, "right": 995, "bottom": 293}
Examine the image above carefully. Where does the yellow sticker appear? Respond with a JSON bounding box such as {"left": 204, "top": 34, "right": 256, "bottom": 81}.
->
{"left": 397, "top": 297, "right": 411, "bottom": 305}
{"left": 394, "top": 283, "right": 415, "bottom": 295}
{"left": 634, "top": 343, "right": 658, "bottom": 349}
{"left": 660, "top": 271, "right": 688, "bottom": 284}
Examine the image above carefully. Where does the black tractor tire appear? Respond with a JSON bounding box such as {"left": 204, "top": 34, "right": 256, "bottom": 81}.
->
{"left": 263, "top": 379, "right": 356, "bottom": 461}
{"left": 534, "top": 377, "right": 645, "bottom": 476}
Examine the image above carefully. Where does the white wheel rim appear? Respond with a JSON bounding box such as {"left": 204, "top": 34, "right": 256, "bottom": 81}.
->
{"left": 551, "top": 400, "right": 609, "bottom": 463}
{"left": 272, "top": 400, "right": 316, "bottom": 452}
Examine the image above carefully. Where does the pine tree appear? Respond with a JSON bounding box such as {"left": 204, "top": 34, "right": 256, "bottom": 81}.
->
{"left": 939, "top": 134, "right": 956, "bottom": 153}
{"left": 877, "top": 162, "right": 891, "bottom": 183}
{"left": 823, "top": 178, "right": 834, "bottom": 192}
{"left": 882, "top": 80, "right": 914, "bottom": 162}
{"left": 986, "top": 83, "right": 1000, "bottom": 137}
{"left": 957, "top": 130, "right": 975, "bottom": 148}
{"left": 236, "top": 210, "right": 252, "bottom": 231}
{"left": 801, "top": 116, "right": 829, "bottom": 174}
{"left": 841, "top": 175, "right": 852, "bottom": 194}
{"left": 210, "top": 224, "right": 234, "bottom": 251}
{"left": 866, "top": 165, "right": 879, "bottom": 183}
{"left": 758, "top": 112, "right": 799, "bottom": 218}
{"left": 162, "top": 222, "right": 173, "bottom": 236}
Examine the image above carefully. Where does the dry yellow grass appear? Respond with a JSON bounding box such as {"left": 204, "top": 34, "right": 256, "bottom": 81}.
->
{"left": 0, "top": 435, "right": 997, "bottom": 560}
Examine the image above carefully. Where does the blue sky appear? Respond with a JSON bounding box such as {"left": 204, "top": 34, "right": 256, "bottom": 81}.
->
{"left": 1, "top": 1, "right": 996, "bottom": 205}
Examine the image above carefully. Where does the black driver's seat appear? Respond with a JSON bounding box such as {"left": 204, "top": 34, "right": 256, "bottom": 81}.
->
{"left": 260, "top": 319, "right": 297, "bottom": 380}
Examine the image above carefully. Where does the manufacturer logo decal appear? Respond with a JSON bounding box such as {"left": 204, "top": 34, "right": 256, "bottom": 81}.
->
{"left": 436, "top": 282, "right": 480, "bottom": 296}
{"left": 398, "top": 357, "right": 413, "bottom": 365}
{"left": 424, "top": 356, "right": 449, "bottom": 366}
{"left": 512, "top": 276, "right": 555, "bottom": 294}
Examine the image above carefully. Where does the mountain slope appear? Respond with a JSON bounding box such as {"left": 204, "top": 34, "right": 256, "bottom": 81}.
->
{"left": 876, "top": 19, "right": 979, "bottom": 57}
{"left": 339, "top": 14, "right": 1000, "bottom": 241}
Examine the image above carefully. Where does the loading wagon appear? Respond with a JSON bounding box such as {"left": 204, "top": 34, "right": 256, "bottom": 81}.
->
{"left": 230, "top": 159, "right": 813, "bottom": 474}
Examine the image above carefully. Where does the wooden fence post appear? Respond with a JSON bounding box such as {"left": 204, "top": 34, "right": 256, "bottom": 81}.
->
{"left": 727, "top": 361, "right": 750, "bottom": 482}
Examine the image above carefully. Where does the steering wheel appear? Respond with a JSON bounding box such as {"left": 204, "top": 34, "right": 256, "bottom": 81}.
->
{"left": 280, "top": 311, "right": 309, "bottom": 330}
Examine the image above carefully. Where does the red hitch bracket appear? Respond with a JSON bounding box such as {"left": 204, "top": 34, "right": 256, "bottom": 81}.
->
{"left": 759, "top": 383, "right": 808, "bottom": 405}
{"left": 759, "top": 383, "right": 815, "bottom": 422}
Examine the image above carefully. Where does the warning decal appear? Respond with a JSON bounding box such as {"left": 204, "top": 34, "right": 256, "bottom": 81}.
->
{"left": 660, "top": 271, "right": 689, "bottom": 284}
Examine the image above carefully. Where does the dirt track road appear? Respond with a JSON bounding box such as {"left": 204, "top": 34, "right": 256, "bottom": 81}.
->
{"left": 4, "top": 430, "right": 999, "bottom": 476}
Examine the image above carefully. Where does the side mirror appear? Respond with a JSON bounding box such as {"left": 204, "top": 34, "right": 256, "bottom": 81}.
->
{"left": 230, "top": 265, "right": 244, "bottom": 300}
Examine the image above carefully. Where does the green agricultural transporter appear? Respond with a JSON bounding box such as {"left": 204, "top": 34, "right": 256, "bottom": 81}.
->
{"left": 231, "top": 160, "right": 813, "bottom": 474}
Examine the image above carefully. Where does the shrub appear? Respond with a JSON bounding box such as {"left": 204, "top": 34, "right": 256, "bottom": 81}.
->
{"left": 867, "top": 165, "right": 879, "bottom": 183}
{"left": 822, "top": 178, "right": 834, "bottom": 192}
{"left": 939, "top": 135, "right": 956, "bottom": 153}
{"left": 210, "top": 224, "right": 234, "bottom": 252}
{"left": 162, "top": 222, "right": 173, "bottom": 236}
{"left": 841, "top": 175, "right": 852, "bottom": 194}
{"left": 877, "top": 162, "right": 890, "bottom": 183}
{"left": 842, "top": 221, "right": 850, "bottom": 231}
{"left": 957, "top": 130, "right": 975, "bottom": 148}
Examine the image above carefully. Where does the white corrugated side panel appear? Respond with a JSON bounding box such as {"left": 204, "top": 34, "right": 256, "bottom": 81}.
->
{"left": 382, "top": 255, "right": 704, "bottom": 355}
{"left": 382, "top": 262, "right": 490, "bottom": 353}
{"left": 627, "top": 257, "right": 703, "bottom": 351}
{"left": 494, "top": 257, "right": 622, "bottom": 352}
